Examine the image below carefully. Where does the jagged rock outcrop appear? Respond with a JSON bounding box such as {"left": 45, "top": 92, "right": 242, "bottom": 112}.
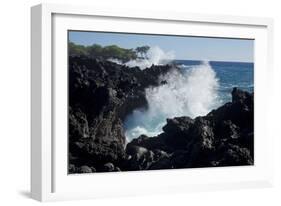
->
{"left": 68, "top": 55, "right": 254, "bottom": 173}
{"left": 125, "top": 88, "right": 254, "bottom": 170}
{"left": 68, "top": 55, "right": 178, "bottom": 173}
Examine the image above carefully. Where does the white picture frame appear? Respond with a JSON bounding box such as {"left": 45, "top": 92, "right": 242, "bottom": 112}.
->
{"left": 31, "top": 3, "right": 274, "bottom": 202}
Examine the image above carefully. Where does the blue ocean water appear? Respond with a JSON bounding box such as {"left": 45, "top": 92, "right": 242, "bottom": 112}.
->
{"left": 124, "top": 59, "right": 254, "bottom": 141}
{"left": 174, "top": 60, "right": 254, "bottom": 103}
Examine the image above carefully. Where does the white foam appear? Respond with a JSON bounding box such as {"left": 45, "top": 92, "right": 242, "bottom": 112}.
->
{"left": 107, "top": 58, "right": 123, "bottom": 65}
{"left": 125, "top": 46, "right": 174, "bottom": 70}
{"left": 108, "top": 46, "right": 174, "bottom": 70}
{"left": 124, "top": 61, "right": 221, "bottom": 142}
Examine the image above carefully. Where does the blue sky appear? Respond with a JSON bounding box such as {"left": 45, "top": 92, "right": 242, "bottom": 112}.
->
{"left": 69, "top": 31, "right": 254, "bottom": 62}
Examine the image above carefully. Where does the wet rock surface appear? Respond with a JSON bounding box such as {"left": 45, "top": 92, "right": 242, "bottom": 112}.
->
{"left": 68, "top": 55, "right": 178, "bottom": 173}
{"left": 69, "top": 55, "right": 254, "bottom": 173}
{"left": 126, "top": 88, "right": 254, "bottom": 170}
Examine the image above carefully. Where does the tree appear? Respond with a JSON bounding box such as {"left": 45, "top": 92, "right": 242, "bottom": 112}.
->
{"left": 135, "top": 46, "right": 150, "bottom": 59}
{"left": 87, "top": 44, "right": 103, "bottom": 58}
{"left": 68, "top": 42, "right": 143, "bottom": 63}
{"left": 69, "top": 42, "right": 87, "bottom": 56}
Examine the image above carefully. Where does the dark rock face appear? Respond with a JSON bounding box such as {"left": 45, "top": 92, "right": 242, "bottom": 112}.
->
{"left": 68, "top": 55, "right": 254, "bottom": 173}
{"left": 126, "top": 87, "right": 254, "bottom": 170}
{"left": 68, "top": 55, "right": 178, "bottom": 173}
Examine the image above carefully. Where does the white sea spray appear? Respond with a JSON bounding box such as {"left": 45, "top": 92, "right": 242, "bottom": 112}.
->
{"left": 124, "top": 61, "right": 221, "bottom": 142}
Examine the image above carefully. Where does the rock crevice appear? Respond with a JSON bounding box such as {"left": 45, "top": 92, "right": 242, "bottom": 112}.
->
{"left": 68, "top": 56, "right": 254, "bottom": 173}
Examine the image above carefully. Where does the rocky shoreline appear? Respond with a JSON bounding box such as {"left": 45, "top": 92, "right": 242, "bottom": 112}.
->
{"left": 68, "top": 55, "right": 254, "bottom": 173}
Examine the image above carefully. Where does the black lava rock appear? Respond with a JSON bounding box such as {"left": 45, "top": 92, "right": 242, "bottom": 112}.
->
{"left": 68, "top": 55, "right": 254, "bottom": 173}
{"left": 68, "top": 55, "right": 177, "bottom": 172}
{"left": 127, "top": 87, "right": 254, "bottom": 170}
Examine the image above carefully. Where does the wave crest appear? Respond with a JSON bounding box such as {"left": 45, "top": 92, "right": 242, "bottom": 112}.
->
{"left": 108, "top": 46, "right": 174, "bottom": 70}
{"left": 124, "top": 61, "right": 221, "bottom": 142}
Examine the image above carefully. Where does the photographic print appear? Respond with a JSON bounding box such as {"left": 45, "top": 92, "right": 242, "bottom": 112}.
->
{"left": 68, "top": 31, "right": 254, "bottom": 174}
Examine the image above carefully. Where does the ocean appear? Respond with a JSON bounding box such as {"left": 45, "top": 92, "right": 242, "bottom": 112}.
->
{"left": 174, "top": 60, "right": 254, "bottom": 103}
{"left": 124, "top": 60, "right": 254, "bottom": 142}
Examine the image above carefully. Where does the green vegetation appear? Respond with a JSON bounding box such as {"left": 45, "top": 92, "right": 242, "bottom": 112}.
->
{"left": 135, "top": 46, "right": 150, "bottom": 59}
{"left": 69, "top": 42, "right": 150, "bottom": 63}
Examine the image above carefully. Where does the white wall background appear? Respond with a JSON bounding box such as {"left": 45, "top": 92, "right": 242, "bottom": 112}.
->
{"left": 0, "top": 0, "right": 280, "bottom": 205}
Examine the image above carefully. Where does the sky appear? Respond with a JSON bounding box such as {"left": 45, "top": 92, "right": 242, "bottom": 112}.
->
{"left": 69, "top": 31, "right": 254, "bottom": 62}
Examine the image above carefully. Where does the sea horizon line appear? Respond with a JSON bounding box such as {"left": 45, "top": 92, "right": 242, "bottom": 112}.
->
{"left": 173, "top": 59, "right": 254, "bottom": 64}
